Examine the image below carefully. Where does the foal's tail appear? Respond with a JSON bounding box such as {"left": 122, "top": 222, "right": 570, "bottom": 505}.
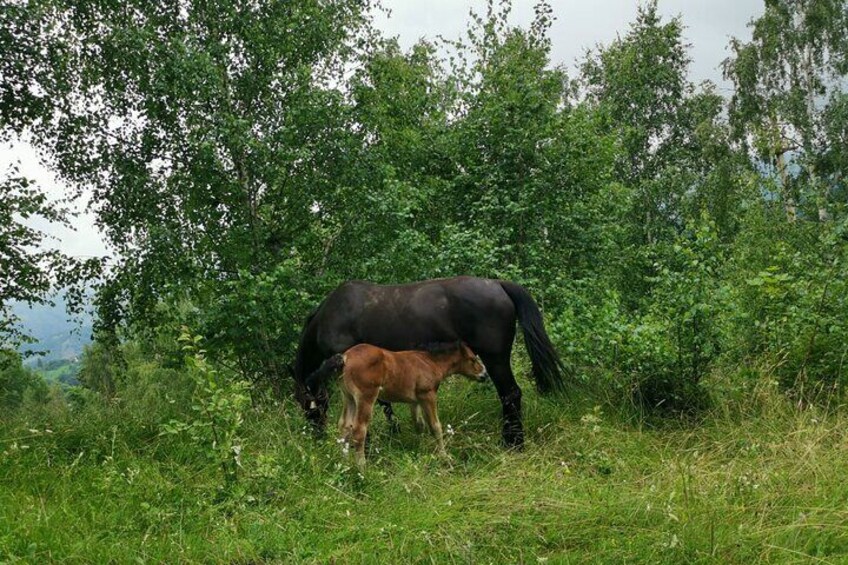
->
{"left": 499, "top": 281, "right": 567, "bottom": 394}
{"left": 305, "top": 354, "right": 345, "bottom": 401}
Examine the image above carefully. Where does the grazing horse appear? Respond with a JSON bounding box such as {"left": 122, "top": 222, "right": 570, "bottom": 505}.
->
{"left": 305, "top": 342, "right": 489, "bottom": 470}
{"left": 293, "top": 276, "right": 566, "bottom": 448}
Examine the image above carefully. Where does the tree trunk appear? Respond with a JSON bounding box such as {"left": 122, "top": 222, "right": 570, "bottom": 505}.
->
{"left": 776, "top": 151, "right": 796, "bottom": 223}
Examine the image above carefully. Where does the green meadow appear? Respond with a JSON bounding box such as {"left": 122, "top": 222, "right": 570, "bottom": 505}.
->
{"left": 4, "top": 362, "right": 848, "bottom": 563}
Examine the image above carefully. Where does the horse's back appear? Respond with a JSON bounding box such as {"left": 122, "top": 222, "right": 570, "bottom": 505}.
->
{"left": 312, "top": 276, "right": 516, "bottom": 356}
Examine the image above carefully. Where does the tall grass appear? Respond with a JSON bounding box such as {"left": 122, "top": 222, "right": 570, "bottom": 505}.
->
{"left": 2, "top": 365, "right": 848, "bottom": 563}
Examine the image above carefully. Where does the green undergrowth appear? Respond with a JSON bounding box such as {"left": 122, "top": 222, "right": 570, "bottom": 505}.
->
{"left": 2, "top": 371, "right": 848, "bottom": 564}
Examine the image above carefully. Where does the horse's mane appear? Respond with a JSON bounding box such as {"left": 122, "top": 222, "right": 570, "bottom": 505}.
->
{"left": 416, "top": 341, "right": 463, "bottom": 355}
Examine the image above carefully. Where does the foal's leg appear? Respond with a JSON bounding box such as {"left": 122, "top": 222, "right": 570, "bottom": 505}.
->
{"left": 411, "top": 403, "right": 426, "bottom": 433}
{"left": 338, "top": 393, "right": 348, "bottom": 436}
{"left": 350, "top": 392, "right": 377, "bottom": 472}
{"left": 419, "top": 393, "right": 448, "bottom": 459}
{"left": 339, "top": 389, "right": 356, "bottom": 439}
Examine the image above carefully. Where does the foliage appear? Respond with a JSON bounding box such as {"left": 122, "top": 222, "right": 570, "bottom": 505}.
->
{"left": 3, "top": 0, "right": 848, "bottom": 414}
{"left": 161, "top": 328, "right": 251, "bottom": 487}
{"left": 724, "top": 0, "right": 848, "bottom": 220}
{"left": 0, "top": 351, "right": 48, "bottom": 411}
{"left": 724, "top": 211, "right": 848, "bottom": 396}
{"left": 626, "top": 217, "right": 724, "bottom": 411}
{"left": 199, "top": 260, "right": 314, "bottom": 394}
{"left": 0, "top": 171, "right": 99, "bottom": 353}
{"left": 443, "top": 2, "right": 619, "bottom": 288}
{"left": 578, "top": 1, "right": 751, "bottom": 314}
{"left": 2, "top": 0, "right": 378, "bottom": 389}
{"left": 77, "top": 341, "right": 124, "bottom": 397}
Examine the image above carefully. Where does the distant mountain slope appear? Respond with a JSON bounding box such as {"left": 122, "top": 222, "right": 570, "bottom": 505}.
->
{"left": 11, "top": 298, "right": 93, "bottom": 364}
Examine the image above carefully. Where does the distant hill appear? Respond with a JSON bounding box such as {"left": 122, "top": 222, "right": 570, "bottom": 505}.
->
{"left": 33, "top": 357, "right": 81, "bottom": 385}
{"left": 11, "top": 297, "right": 93, "bottom": 365}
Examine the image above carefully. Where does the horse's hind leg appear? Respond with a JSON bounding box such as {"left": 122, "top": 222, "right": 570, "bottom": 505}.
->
{"left": 484, "top": 355, "right": 524, "bottom": 449}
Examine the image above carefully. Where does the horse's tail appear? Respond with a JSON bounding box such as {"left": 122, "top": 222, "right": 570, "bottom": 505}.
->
{"left": 499, "top": 281, "right": 567, "bottom": 394}
{"left": 304, "top": 354, "right": 345, "bottom": 405}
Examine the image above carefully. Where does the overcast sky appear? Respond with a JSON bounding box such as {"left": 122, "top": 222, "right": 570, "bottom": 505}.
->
{"left": 2, "top": 0, "right": 764, "bottom": 260}
{"left": 375, "top": 0, "right": 764, "bottom": 87}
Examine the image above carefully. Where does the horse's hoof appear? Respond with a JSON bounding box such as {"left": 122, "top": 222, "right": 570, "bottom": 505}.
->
{"left": 311, "top": 427, "right": 327, "bottom": 440}
{"left": 502, "top": 429, "right": 525, "bottom": 451}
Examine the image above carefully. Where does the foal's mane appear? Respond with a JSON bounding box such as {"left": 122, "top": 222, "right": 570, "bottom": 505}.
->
{"left": 416, "top": 341, "right": 464, "bottom": 356}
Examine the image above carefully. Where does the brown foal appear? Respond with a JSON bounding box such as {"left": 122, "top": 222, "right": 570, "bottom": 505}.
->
{"left": 308, "top": 342, "right": 488, "bottom": 471}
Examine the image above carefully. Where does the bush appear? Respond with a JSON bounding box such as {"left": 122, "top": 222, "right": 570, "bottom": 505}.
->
{"left": 548, "top": 279, "right": 628, "bottom": 373}
{"left": 550, "top": 218, "right": 721, "bottom": 414}
{"left": 724, "top": 216, "right": 848, "bottom": 399}
{"left": 628, "top": 218, "right": 721, "bottom": 412}
{"left": 0, "top": 352, "right": 48, "bottom": 413}
{"left": 199, "top": 260, "right": 315, "bottom": 396}
{"left": 160, "top": 329, "right": 251, "bottom": 487}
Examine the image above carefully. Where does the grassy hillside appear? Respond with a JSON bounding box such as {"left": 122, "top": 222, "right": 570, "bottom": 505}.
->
{"left": 2, "top": 368, "right": 847, "bottom": 563}
{"left": 32, "top": 359, "right": 80, "bottom": 386}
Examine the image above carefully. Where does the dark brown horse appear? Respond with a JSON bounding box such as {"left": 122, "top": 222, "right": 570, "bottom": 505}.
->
{"left": 305, "top": 342, "right": 489, "bottom": 470}
{"left": 293, "top": 276, "right": 566, "bottom": 448}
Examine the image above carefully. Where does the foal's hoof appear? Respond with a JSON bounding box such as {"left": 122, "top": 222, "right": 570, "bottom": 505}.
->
{"left": 437, "top": 451, "right": 454, "bottom": 468}
{"left": 388, "top": 421, "right": 401, "bottom": 435}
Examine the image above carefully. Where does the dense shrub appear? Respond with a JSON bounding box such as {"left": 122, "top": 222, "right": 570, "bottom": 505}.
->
{"left": 0, "top": 352, "right": 48, "bottom": 412}
{"left": 724, "top": 213, "right": 848, "bottom": 398}
{"left": 548, "top": 218, "right": 722, "bottom": 413}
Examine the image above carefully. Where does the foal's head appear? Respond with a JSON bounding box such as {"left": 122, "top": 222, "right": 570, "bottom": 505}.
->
{"left": 420, "top": 341, "right": 489, "bottom": 382}
{"left": 450, "top": 342, "right": 489, "bottom": 382}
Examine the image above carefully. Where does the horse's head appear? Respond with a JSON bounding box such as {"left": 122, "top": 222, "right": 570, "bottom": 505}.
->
{"left": 295, "top": 381, "right": 329, "bottom": 434}
{"left": 456, "top": 342, "right": 488, "bottom": 383}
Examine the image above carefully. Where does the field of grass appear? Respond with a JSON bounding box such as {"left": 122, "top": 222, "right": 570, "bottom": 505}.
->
{"left": 2, "top": 369, "right": 848, "bottom": 563}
